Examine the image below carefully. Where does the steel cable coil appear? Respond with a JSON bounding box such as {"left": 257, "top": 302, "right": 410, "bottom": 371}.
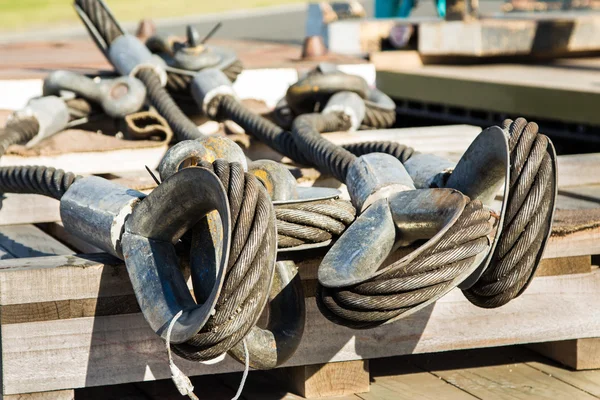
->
{"left": 317, "top": 200, "right": 493, "bottom": 328}
{"left": 462, "top": 118, "right": 556, "bottom": 308}
{"left": 172, "top": 159, "right": 277, "bottom": 361}
{"left": 275, "top": 199, "right": 355, "bottom": 249}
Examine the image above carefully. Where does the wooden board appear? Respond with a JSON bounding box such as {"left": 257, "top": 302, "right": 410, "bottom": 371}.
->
{"left": 529, "top": 338, "right": 600, "bottom": 371}
{"left": 362, "top": 359, "right": 478, "bottom": 400}
{"left": 419, "top": 15, "right": 600, "bottom": 57}
{"left": 4, "top": 390, "right": 75, "bottom": 400}
{"left": 71, "top": 345, "right": 600, "bottom": 399}
{"left": 2, "top": 257, "right": 600, "bottom": 395}
{"left": 373, "top": 52, "right": 600, "bottom": 126}
{"left": 408, "top": 347, "right": 599, "bottom": 399}
{"left": 279, "top": 360, "right": 369, "bottom": 398}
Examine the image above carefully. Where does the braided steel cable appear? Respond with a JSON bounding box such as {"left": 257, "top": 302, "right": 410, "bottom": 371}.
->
{"left": 75, "top": 0, "right": 123, "bottom": 46}
{"left": 291, "top": 113, "right": 355, "bottom": 183}
{"left": 317, "top": 200, "right": 493, "bottom": 328}
{"left": 0, "top": 118, "right": 39, "bottom": 157}
{"left": 462, "top": 118, "right": 555, "bottom": 308}
{"left": 165, "top": 72, "right": 192, "bottom": 96}
{"left": 166, "top": 59, "right": 244, "bottom": 96}
{"left": 0, "top": 166, "right": 80, "bottom": 200}
{"left": 362, "top": 101, "right": 396, "bottom": 130}
{"left": 74, "top": 0, "right": 203, "bottom": 142}
{"left": 256, "top": 110, "right": 495, "bottom": 328}
{"left": 213, "top": 96, "right": 415, "bottom": 168}
{"left": 275, "top": 199, "right": 355, "bottom": 248}
{"left": 342, "top": 141, "right": 415, "bottom": 163}
{"left": 172, "top": 159, "right": 277, "bottom": 361}
{"left": 213, "top": 90, "right": 552, "bottom": 312}
{"left": 136, "top": 69, "right": 204, "bottom": 142}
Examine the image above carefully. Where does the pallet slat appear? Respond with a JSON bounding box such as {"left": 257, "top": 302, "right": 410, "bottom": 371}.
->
{"left": 2, "top": 268, "right": 600, "bottom": 394}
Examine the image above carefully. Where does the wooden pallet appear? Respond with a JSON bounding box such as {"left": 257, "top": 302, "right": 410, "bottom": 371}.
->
{"left": 324, "top": 14, "right": 600, "bottom": 58}
{"left": 372, "top": 52, "right": 600, "bottom": 136}
{"left": 72, "top": 345, "right": 600, "bottom": 399}
{"left": 1, "top": 126, "right": 600, "bottom": 398}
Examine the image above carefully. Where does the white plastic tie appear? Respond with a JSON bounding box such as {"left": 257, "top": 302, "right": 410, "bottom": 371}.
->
{"left": 231, "top": 339, "right": 250, "bottom": 400}
{"left": 166, "top": 310, "right": 198, "bottom": 400}
{"left": 166, "top": 311, "right": 250, "bottom": 400}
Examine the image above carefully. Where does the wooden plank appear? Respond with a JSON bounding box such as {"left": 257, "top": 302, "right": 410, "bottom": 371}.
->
{"left": 37, "top": 222, "right": 103, "bottom": 254}
{"left": 220, "top": 372, "right": 309, "bottom": 400}
{"left": 527, "top": 357, "right": 600, "bottom": 396}
{"left": 0, "top": 219, "right": 593, "bottom": 319}
{"left": 358, "top": 358, "right": 478, "bottom": 400}
{"left": 0, "top": 146, "right": 167, "bottom": 176}
{"left": 529, "top": 338, "right": 600, "bottom": 370}
{"left": 75, "top": 384, "right": 146, "bottom": 400}
{"left": 374, "top": 52, "right": 600, "bottom": 126}
{"left": 3, "top": 390, "right": 74, "bottom": 400}
{"left": 3, "top": 270, "right": 600, "bottom": 394}
{"left": 410, "top": 347, "right": 598, "bottom": 399}
{"left": 535, "top": 255, "right": 591, "bottom": 277}
{"left": 557, "top": 154, "right": 600, "bottom": 188}
{"left": 545, "top": 210, "right": 600, "bottom": 259}
{"left": 0, "top": 225, "right": 73, "bottom": 259}
{"left": 136, "top": 376, "right": 237, "bottom": 400}
{"left": 558, "top": 186, "right": 600, "bottom": 210}
{"left": 419, "top": 16, "right": 600, "bottom": 57}
{"left": 0, "top": 194, "right": 60, "bottom": 226}
{"left": 281, "top": 360, "right": 369, "bottom": 398}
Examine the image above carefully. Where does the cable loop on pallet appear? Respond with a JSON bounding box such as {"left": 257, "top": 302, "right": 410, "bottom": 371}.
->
{"left": 172, "top": 159, "right": 277, "bottom": 361}
{"left": 462, "top": 117, "right": 556, "bottom": 308}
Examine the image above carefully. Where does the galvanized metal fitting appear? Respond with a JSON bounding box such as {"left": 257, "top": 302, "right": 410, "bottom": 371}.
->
{"left": 190, "top": 68, "right": 237, "bottom": 117}
{"left": 286, "top": 71, "right": 369, "bottom": 116}
{"left": 248, "top": 159, "right": 298, "bottom": 202}
{"left": 228, "top": 260, "right": 305, "bottom": 369}
{"left": 61, "top": 168, "right": 231, "bottom": 344}
{"left": 158, "top": 136, "right": 248, "bottom": 181}
{"left": 198, "top": 135, "right": 248, "bottom": 169}
{"left": 121, "top": 167, "right": 231, "bottom": 343}
{"left": 108, "top": 34, "right": 168, "bottom": 86}
{"left": 43, "top": 70, "right": 146, "bottom": 118}
{"left": 404, "top": 127, "right": 511, "bottom": 289}
{"left": 403, "top": 153, "right": 455, "bottom": 189}
{"left": 346, "top": 153, "right": 415, "bottom": 212}
{"left": 9, "top": 96, "right": 70, "bottom": 148}
{"left": 322, "top": 91, "right": 366, "bottom": 131}
{"left": 59, "top": 176, "right": 145, "bottom": 258}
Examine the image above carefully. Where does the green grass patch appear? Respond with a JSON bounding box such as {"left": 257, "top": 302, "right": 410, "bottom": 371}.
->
{"left": 0, "top": 0, "right": 306, "bottom": 32}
